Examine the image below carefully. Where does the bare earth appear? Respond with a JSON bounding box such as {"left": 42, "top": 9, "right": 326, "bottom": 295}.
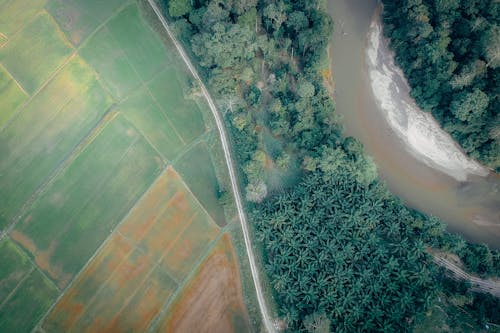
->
{"left": 155, "top": 234, "right": 251, "bottom": 333}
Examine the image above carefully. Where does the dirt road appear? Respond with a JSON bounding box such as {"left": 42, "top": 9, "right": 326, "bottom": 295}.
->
{"left": 433, "top": 255, "right": 500, "bottom": 297}
{"left": 145, "top": 1, "right": 276, "bottom": 332}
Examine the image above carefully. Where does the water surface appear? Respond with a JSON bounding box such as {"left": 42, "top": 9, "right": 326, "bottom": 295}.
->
{"left": 327, "top": 0, "right": 500, "bottom": 248}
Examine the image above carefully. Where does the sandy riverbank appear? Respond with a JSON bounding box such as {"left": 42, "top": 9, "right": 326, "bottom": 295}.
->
{"left": 366, "top": 18, "right": 489, "bottom": 182}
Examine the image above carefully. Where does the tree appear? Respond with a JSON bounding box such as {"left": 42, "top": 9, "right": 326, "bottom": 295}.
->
{"left": 168, "top": 0, "right": 192, "bottom": 17}
{"left": 450, "top": 89, "right": 489, "bottom": 123}
{"left": 245, "top": 181, "right": 267, "bottom": 203}
{"left": 303, "top": 312, "right": 331, "bottom": 333}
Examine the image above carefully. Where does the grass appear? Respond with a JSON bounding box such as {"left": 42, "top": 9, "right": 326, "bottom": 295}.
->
{"left": 106, "top": 4, "right": 168, "bottom": 82}
{"left": 79, "top": 25, "right": 142, "bottom": 100}
{"left": 119, "top": 86, "right": 185, "bottom": 160}
{"left": 13, "top": 115, "right": 162, "bottom": 288}
{"left": 0, "top": 269, "right": 58, "bottom": 333}
{"left": 147, "top": 67, "right": 206, "bottom": 143}
{"left": 0, "top": 0, "right": 47, "bottom": 37}
{"left": 0, "top": 239, "right": 32, "bottom": 301}
{"left": 0, "top": 57, "right": 113, "bottom": 229}
{"left": 46, "top": 0, "right": 127, "bottom": 45}
{"left": 174, "top": 142, "right": 227, "bottom": 225}
{"left": 0, "top": 11, "right": 73, "bottom": 94}
{"left": 0, "top": 65, "right": 28, "bottom": 127}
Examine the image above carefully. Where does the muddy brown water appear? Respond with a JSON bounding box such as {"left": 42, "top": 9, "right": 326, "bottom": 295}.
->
{"left": 327, "top": 0, "right": 500, "bottom": 248}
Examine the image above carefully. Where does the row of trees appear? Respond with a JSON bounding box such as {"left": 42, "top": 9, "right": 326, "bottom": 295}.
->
{"left": 382, "top": 0, "right": 500, "bottom": 171}
{"left": 161, "top": 0, "right": 500, "bottom": 331}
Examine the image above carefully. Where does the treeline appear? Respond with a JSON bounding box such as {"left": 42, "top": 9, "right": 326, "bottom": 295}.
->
{"left": 160, "top": 0, "right": 500, "bottom": 331}
{"left": 413, "top": 275, "right": 500, "bottom": 332}
{"left": 381, "top": 0, "right": 500, "bottom": 171}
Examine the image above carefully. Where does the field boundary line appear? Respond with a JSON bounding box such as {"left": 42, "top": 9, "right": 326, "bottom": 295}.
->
{"left": 100, "top": 213, "right": 200, "bottom": 331}
{"left": 71, "top": 1, "right": 134, "bottom": 51}
{"left": 171, "top": 142, "right": 224, "bottom": 230}
{"left": 63, "top": 208, "right": 196, "bottom": 332}
{"left": 32, "top": 164, "right": 172, "bottom": 333}
{"left": 0, "top": 52, "right": 77, "bottom": 134}
{"left": 0, "top": 263, "right": 35, "bottom": 311}
{"left": 146, "top": 85, "right": 187, "bottom": 145}
{"left": 121, "top": 114, "right": 169, "bottom": 163}
{"left": 102, "top": 25, "right": 187, "bottom": 146}
{"left": 145, "top": 229, "right": 224, "bottom": 333}
{"left": 42, "top": 9, "right": 77, "bottom": 52}
{"left": 0, "top": 62, "right": 29, "bottom": 96}
{"left": 9, "top": 240, "right": 61, "bottom": 293}
{"left": 5, "top": 107, "right": 118, "bottom": 235}
{"left": 0, "top": 32, "right": 8, "bottom": 47}
{"left": 146, "top": 1, "right": 276, "bottom": 331}
{"left": 0, "top": 10, "right": 44, "bottom": 50}
{"left": 169, "top": 130, "right": 211, "bottom": 165}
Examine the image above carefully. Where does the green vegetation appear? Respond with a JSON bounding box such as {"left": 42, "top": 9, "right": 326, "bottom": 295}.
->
{"left": 174, "top": 142, "right": 226, "bottom": 225}
{"left": 0, "top": 12, "right": 73, "bottom": 94}
{"left": 163, "top": 0, "right": 500, "bottom": 331}
{"left": 0, "top": 65, "right": 27, "bottom": 126}
{"left": 0, "top": 240, "right": 58, "bottom": 333}
{"left": 0, "top": 57, "right": 113, "bottom": 229}
{"left": 414, "top": 275, "right": 500, "bottom": 333}
{"left": 381, "top": 0, "right": 500, "bottom": 171}
{"left": 0, "top": 1, "right": 233, "bottom": 331}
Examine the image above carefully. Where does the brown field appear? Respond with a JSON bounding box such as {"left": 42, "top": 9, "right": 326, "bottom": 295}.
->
{"left": 43, "top": 167, "right": 221, "bottom": 332}
{"left": 154, "top": 233, "right": 251, "bottom": 333}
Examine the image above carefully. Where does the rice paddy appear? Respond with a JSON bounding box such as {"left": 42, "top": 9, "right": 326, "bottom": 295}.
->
{"left": 0, "top": 0, "right": 248, "bottom": 331}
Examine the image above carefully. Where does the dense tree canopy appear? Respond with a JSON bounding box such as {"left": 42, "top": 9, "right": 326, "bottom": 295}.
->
{"left": 382, "top": 0, "right": 500, "bottom": 171}
{"left": 161, "top": 0, "right": 500, "bottom": 331}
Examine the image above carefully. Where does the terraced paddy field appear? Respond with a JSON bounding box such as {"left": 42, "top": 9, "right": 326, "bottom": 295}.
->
{"left": 0, "top": 0, "right": 250, "bottom": 331}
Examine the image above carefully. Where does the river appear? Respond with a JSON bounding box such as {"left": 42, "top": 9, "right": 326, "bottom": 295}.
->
{"left": 327, "top": 0, "right": 500, "bottom": 248}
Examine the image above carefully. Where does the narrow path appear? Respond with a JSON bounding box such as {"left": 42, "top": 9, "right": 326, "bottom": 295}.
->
{"left": 433, "top": 255, "right": 500, "bottom": 298}
{"left": 145, "top": 1, "right": 276, "bottom": 332}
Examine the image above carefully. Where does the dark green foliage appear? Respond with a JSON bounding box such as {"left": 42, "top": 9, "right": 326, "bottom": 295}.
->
{"left": 381, "top": 0, "right": 500, "bottom": 171}
{"left": 254, "top": 170, "right": 437, "bottom": 332}
{"left": 160, "top": 0, "right": 500, "bottom": 331}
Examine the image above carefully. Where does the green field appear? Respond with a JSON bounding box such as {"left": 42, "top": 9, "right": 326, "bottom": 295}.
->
{"left": 0, "top": 11, "right": 73, "bottom": 94}
{"left": 174, "top": 142, "right": 227, "bottom": 225}
{"left": 0, "top": 239, "right": 58, "bottom": 333}
{"left": 0, "top": 0, "right": 235, "bottom": 331}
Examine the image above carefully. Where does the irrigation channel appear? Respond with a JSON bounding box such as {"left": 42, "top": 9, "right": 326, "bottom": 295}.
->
{"left": 146, "top": 1, "right": 276, "bottom": 332}
{"left": 328, "top": 0, "right": 500, "bottom": 249}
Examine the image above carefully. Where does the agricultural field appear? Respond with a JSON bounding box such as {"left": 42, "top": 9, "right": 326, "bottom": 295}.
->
{"left": 0, "top": 0, "right": 250, "bottom": 332}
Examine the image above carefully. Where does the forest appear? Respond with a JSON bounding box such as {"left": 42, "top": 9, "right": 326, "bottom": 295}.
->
{"left": 161, "top": 0, "right": 500, "bottom": 331}
{"left": 381, "top": 0, "right": 499, "bottom": 171}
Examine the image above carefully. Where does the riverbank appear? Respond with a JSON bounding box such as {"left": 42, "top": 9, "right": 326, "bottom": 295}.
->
{"left": 327, "top": 0, "right": 500, "bottom": 248}
{"left": 366, "top": 15, "right": 489, "bottom": 182}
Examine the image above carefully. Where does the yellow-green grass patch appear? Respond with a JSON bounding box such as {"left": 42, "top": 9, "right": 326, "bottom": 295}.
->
{"left": 0, "top": 65, "right": 28, "bottom": 127}
{"left": 12, "top": 115, "right": 163, "bottom": 288}
{"left": 0, "top": 32, "right": 7, "bottom": 47}
{"left": 46, "top": 0, "right": 128, "bottom": 46}
{"left": 0, "top": 11, "right": 73, "bottom": 94}
{"left": 119, "top": 86, "right": 185, "bottom": 160}
{"left": 174, "top": 142, "right": 226, "bottom": 225}
{"left": 0, "top": 0, "right": 46, "bottom": 37}
{"left": 0, "top": 269, "right": 58, "bottom": 333}
{"left": 106, "top": 4, "right": 169, "bottom": 82}
{"left": 79, "top": 25, "right": 141, "bottom": 100}
{"left": 147, "top": 67, "right": 206, "bottom": 144}
{"left": 0, "top": 57, "right": 113, "bottom": 229}
{"left": 0, "top": 239, "right": 32, "bottom": 301}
